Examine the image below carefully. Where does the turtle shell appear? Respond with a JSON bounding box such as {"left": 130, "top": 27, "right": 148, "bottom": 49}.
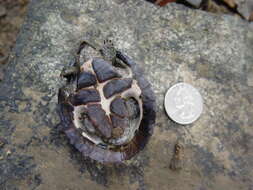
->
{"left": 58, "top": 51, "right": 156, "bottom": 163}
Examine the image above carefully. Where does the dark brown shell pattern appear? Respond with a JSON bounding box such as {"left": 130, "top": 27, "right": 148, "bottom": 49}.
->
{"left": 58, "top": 51, "right": 156, "bottom": 163}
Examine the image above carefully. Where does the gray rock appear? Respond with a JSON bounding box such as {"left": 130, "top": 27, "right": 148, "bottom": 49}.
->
{"left": 236, "top": 0, "right": 253, "bottom": 20}
{"left": 0, "top": 0, "right": 253, "bottom": 189}
{"left": 0, "top": 5, "right": 6, "bottom": 17}
{"left": 186, "top": 0, "right": 202, "bottom": 7}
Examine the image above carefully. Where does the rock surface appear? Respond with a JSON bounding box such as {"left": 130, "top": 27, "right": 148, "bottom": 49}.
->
{"left": 236, "top": 0, "right": 253, "bottom": 20}
{"left": 0, "top": 0, "right": 253, "bottom": 189}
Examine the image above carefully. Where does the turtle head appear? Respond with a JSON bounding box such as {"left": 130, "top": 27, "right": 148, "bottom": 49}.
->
{"left": 99, "top": 39, "right": 117, "bottom": 63}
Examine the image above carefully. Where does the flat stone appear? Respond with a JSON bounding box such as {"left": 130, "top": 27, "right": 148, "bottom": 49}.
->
{"left": 0, "top": 67, "right": 4, "bottom": 81}
{"left": 186, "top": 0, "right": 202, "bottom": 7}
{"left": 0, "top": 0, "right": 253, "bottom": 189}
{"left": 0, "top": 6, "right": 6, "bottom": 17}
{"left": 236, "top": 0, "right": 253, "bottom": 20}
{"left": 247, "top": 74, "right": 253, "bottom": 86}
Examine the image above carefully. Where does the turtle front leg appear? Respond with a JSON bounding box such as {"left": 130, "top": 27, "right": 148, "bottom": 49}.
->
{"left": 60, "top": 52, "right": 80, "bottom": 76}
{"left": 60, "top": 66, "right": 79, "bottom": 78}
{"left": 116, "top": 51, "right": 136, "bottom": 67}
{"left": 113, "top": 57, "right": 128, "bottom": 68}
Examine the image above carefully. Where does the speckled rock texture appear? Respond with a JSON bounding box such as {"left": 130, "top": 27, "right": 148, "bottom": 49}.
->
{"left": 236, "top": 0, "right": 253, "bottom": 20}
{"left": 0, "top": 0, "right": 253, "bottom": 189}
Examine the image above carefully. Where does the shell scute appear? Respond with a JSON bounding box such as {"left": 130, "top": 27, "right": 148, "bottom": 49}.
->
{"left": 110, "top": 97, "right": 128, "bottom": 118}
{"left": 70, "top": 89, "right": 100, "bottom": 106}
{"left": 86, "top": 104, "right": 112, "bottom": 138}
{"left": 110, "top": 114, "right": 128, "bottom": 129}
{"left": 103, "top": 78, "right": 132, "bottom": 98}
{"left": 92, "top": 58, "right": 120, "bottom": 82}
{"left": 77, "top": 71, "right": 97, "bottom": 89}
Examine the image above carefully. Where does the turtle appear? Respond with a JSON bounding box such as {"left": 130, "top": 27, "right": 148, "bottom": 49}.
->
{"left": 57, "top": 39, "right": 156, "bottom": 163}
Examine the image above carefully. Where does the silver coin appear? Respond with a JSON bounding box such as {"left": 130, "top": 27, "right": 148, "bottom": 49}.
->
{"left": 164, "top": 83, "right": 203, "bottom": 125}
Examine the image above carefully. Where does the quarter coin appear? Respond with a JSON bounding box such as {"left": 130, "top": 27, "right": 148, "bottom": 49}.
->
{"left": 164, "top": 83, "right": 203, "bottom": 125}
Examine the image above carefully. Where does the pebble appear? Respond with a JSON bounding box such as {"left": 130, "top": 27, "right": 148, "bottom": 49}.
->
{"left": 236, "top": 0, "right": 253, "bottom": 20}
{"left": 0, "top": 6, "right": 6, "bottom": 17}
{"left": 0, "top": 137, "right": 7, "bottom": 148}
{"left": 187, "top": 0, "right": 202, "bottom": 8}
{"left": 0, "top": 67, "right": 4, "bottom": 81}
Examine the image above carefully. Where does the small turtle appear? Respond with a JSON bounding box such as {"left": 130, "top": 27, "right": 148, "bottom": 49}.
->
{"left": 58, "top": 39, "right": 156, "bottom": 163}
